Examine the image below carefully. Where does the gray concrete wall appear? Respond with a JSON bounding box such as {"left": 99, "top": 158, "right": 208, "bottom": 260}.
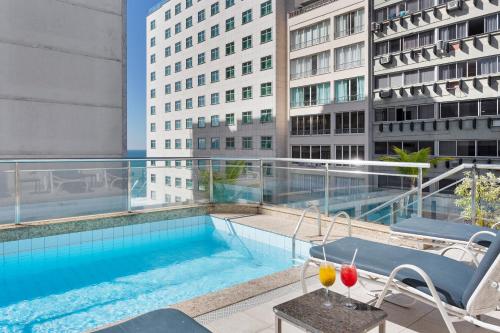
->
{"left": 0, "top": 0, "right": 127, "bottom": 158}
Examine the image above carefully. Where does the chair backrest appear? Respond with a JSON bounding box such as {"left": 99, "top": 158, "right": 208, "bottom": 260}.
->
{"left": 462, "top": 233, "right": 500, "bottom": 315}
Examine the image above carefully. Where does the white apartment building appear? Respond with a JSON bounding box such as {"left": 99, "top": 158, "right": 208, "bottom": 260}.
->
{"left": 0, "top": 0, "right": 127, "bottom": 158}
{"left": 286, "top": 0, "right": 371, "bottom": 209}
{"left": 372, "top": 0, "right": 500, "bottom": 185}
{"left": 146, "top": 0, "right": 292, "bottom": 204}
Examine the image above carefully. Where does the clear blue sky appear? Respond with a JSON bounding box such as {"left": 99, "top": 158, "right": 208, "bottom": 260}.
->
{"left": 127, "top": 0, "right": 159, "bottom": 150}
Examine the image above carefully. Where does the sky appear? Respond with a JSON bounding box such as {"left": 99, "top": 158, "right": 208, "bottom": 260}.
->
{"left": 127, "top": 0, "right": 160, "bottom": 150}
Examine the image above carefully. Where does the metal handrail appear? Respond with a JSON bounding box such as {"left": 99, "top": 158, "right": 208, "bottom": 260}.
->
{"left": 322, "top": 211, "right": 351, "bottom": 245}
{"left": 292, "top": 202, "right": 322, "bottom": 259}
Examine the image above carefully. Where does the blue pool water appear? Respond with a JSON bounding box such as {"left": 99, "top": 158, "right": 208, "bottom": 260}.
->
{"left": 0, "top": 216, "right": 306, "bottom": 332}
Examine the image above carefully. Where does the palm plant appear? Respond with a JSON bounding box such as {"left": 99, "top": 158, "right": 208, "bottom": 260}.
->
{"left": 380, "top": 147, "right": 452, "bottom": 187}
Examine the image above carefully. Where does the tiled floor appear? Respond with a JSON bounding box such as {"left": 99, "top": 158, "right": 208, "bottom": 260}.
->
{"left": 202, "top": 278, "right": 500, "bottom": 333}
{"left": 201, "top": 214, "right": 500, "bottom": 333}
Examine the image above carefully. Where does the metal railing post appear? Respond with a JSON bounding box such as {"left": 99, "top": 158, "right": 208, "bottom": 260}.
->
{"left": 471, "top": 164, "right": 477, "bottom": 224}
{"left": 127, "top": 160, "right": 132, "bottom": 212}
{"left": 14, "top": 162, "right": 20, "bottom": 224}
{"left": 324, "top": 163, "right": 329, "bottom": 217}
{"left": 209, "top": 159, "right": 214, "bottom": 203}
{"left": 417, "top": 167, "right": 423, "bottom": 217}
{"left": 259, "top": 160, "right": 264, "bottom": 205}
{"left": 390, "top": 202, "right": 398, "bottom": 225}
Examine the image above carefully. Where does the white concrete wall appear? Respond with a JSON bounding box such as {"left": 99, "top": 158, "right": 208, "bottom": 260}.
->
{"left": 0, "top": 0, "right": 127, "bottom": 158}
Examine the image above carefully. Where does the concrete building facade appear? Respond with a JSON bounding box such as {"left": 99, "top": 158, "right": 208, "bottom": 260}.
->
{"left": 146, "top": 0, "right": 293, "bottom": 204}
{"left": 0, "top": 0, "right": 127, "bottom": 158}
{"left": 372, "top": 0, "right": 500, "bottom": 185}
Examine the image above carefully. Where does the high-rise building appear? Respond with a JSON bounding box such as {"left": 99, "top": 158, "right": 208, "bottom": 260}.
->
{"left": 0, "top": 0, "right": 127, "bottom": 158}
{"left": 146, "top": 0, "right": 293, "bottom": 204}
{"left": 372, "top": 0, "right": 500, "bottom": 183}
{"left": 288, "top": 0, "right": 371, "bottom": 162}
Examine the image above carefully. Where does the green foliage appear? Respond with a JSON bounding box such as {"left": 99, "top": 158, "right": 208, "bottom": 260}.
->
{"left": 380, "top": 147, "right": 452, "bottom": 185}
{"left": 199, "top": 161, "right": 246, "bottom": 200}
{"left": 454, "top": 171, "right": 500, "bottom": 226}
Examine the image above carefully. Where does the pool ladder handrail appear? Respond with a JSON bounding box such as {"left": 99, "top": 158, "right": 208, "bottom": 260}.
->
{"left": 291, "top": 202, "right": 322, "bottom": 260}
{"left": 224, "top": 218, "right": 254, "bottom": 260}
{"left": 292, "top": 210, "right": 352, "bottom": 260}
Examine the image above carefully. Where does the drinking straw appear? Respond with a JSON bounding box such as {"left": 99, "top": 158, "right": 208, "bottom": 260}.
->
{"left": 350, "top": 248, "right": 358, "bottom": 266}
{"left": 322, "top": 245, "right": 327, "bottom": 262}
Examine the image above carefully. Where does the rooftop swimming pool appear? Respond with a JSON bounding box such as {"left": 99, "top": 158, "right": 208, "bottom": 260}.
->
{"left": 0, "top": 216, "right": 310, "bottom": 333}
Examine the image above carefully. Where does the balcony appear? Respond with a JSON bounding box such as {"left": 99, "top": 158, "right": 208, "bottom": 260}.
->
{"left": 290, "top": 35, "right": 330, "bottom": 52}
{"left": 290, "top": 66, "right": 330, "bottom": 81}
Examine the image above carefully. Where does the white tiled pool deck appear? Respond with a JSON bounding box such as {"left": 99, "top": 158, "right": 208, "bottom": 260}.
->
{"left": 199, "top": 213, "right": 500, "bottom": 333}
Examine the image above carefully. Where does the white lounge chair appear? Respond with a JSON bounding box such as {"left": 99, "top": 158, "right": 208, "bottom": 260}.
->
{"left": 300, "top": 212, "right": 500, "bottom": 333}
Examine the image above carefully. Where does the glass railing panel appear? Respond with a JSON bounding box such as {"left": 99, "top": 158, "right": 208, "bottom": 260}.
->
{"left": 212, "top": 161, "right": 260, "bottom": 204}
{"left": 0, "top": 164, "right": 15, "bottom": 224}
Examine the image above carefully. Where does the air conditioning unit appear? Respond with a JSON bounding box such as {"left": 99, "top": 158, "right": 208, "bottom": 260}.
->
{"left": 371, "top": 22, "right": 382, "bottom": 33}
{"left": 379, "top": 55, "right": 393, "bottom": 65}
{"left": 435, "top": 40, "right": 449, "bottom": 54}
{"left": 446, "top": 0, "right": 463, "bottom": 11}
{"left": 379, "top": 89, "right": 393, "bottom": 99}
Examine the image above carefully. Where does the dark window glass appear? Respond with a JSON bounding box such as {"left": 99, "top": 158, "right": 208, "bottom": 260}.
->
{"left": 440, "top": 103, "right": 458, "bottom": 118}
{"left": 439, "top": 141, "right": 456, "bottom": 156}
{"left": 418, "top": 104, "right": 434, "bottom": 119}
{"left": 481, "top": 99, "right": 497, "bottom": 116}
{"left": 403, "top": 141, "right": 418, "bottom": 153}
{"left": 301, "top": 145, "right": 310, "bottom": 159}
{"left": 311, "top": 146, "right": 321, "bottom": 159}
{"left": 457, "top": 141, "right": 475, "bottom": 156}
{"left": 477, "top": 141, "right": 497, "bottom": 156}
{"left": 419, "top": 141, "right": 434, "bottom": 155}
{"left": 459, "top": 101, "right": 478, "bottom": 117}
{"left": 291, "top": 146, "right": 300, "bottom": 158}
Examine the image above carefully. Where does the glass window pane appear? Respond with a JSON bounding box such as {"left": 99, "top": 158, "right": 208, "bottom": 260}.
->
{"left": 459, "top": 101, "right": 478, "bottom": 117}
{"left": 477, "top": 141, "right": 497, "bottom": 156}
{"left": 481, "top": 99, "right": 497, "bottom": 116}
{"left": 439, "top": 141, "right": 456, "bottom": 156}
{"left": 457, "top": 141, "right": 475, "bottom": 156}
{"left": 440, "top": 103, "right": 458, "bottom": 118}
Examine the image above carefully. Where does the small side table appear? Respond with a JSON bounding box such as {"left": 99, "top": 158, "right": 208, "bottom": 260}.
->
{"left": 273, "top": 288, "right": 387, "bottom": 333}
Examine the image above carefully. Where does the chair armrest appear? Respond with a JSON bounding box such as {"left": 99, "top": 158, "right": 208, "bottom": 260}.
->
{"left": 440, "top": 246, "right": 479, "bottom": 267}
{"left": 491, "top": 221, "right": 500, "bottom": 230}
{"left": 466, "top": 230, "right": 496, "bottom": 249}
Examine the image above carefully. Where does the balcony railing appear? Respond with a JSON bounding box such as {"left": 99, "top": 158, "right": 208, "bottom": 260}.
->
{"left": 334, "top": 94, "right": 366, "bottom": 103}
{"left": 334, "top": 59, "right": 364, "bottom": 71}
{"left": 290, "top": 35, "right": 330, "bottom": 51}
{"left": 290, "top": 129, "right": 331, "bottom": 136}
{"left": 290, "top": 66, "right": 330, "bottom": 80}
{"left": 0, "top": 158, "right": 430, "bottom": 225}
{"left": 291, "top": 98, "right": 331, "bottom": 108}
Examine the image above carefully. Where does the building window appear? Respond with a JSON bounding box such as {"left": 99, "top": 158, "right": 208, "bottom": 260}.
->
{"left": 226, "top": 137, "right": 235, "bottom": 149}
{"left": 198, "top": 117, "right": 206, "bottom": 128}
{"left": 150, "top": 54, "right": 156, "bottom": 64}
{"left": 226, "top": 66, "right": 235, "bottom": 79}
{"left": 186, "top": 97, "right": 193, "bottom": 109}
{"left": 150, "top": 140, "right": 156, "bottom": 149}
{"left": 334, "top": 43, "right": 364, "bottom": 71}
{"left": 211, "top": 115, "right": 220, "bottom": 127}
{"left": 334, "top": 76, "right": 364, "bottom": 103}
{"left": 242, "top": 111, "right": 253, "bottom": 124}
{"left": 186, "top": 179, "right": 193, "bottom": 190}
{"left": 150, "top": 37, "right": 156, "bottom": 47}
{"left": 334, "top": 9, "right": 364, "bottom": 39}
{"left": 150, "top": 20, "right": 156, "bottom": 30}
{"left": 198, "top": 96, "right": 205, "bottom": 107}
{"left": 197, "top": 74, "right": 205, "bottom": 86}
{"left": 175, "top": 139, "right": 182, "bottom": 149}
{"left": 165, "top": 84, "right": 171, "bottom": 95}
{"left": 175, "top": 81, "right": 182, "bottom": 92}
{"left": 335, "top": 111, "right": 365, "bottom": 134}
{"left": 186, "top": 16, "right": 193, "bottom": 28}
{"left": 261, "top": 28, "right": 272, "bottom": 43}
{"left": 375, "top": 104, "right": 435, "bottom": 122}
{"left": 226, "top": 0, "right": 235, "bottom": 8}
{"left": 198, "top": 138, "right": 206, "bottom": 149}
{"left": 198, "top": 9, "right": 205, "bottom": 22}
{"left": 261, "top": 136, "right": 272, "bottom": 150}
{"left": 186, "top": 78, "right": 193, "bottom": 89}
{"left": 226, "top": 113, "right": 235, "bottom": 125}
{"left": 175, "top": 100, "right": 181, "bottom": 111}
{"left": 150, "top": 72, "right": 156, "bottom": 81}
{"left": 165, "top": 176, "right": 171, "bottom": 186}
{"left": 186, "top": 36, "right": 193, "bottom": 48}
{"left": 335, "top": 145, "right": 365, "bottom": 160}
{"left": 261, "top": 0, "right": 272, "bottom": 16}
{"left": 198, "top": 31, "right": 205, "bottom": 43}
{"left": 260, "top": 82, "right": 272, "bottom": 96}
{"left": 211, "top": 47, "right": 220, "bottom": 60}
{"left": 164, "top": 139, "right": 171, "bottom": 149}
{"left": 174, "top": 62, "right": 181, "bottom": 72}
{"left": 291, "top": 20, "right": 330, "bottom": 51}
{"left": 185, "top": 139, "right": 192, "bottom": 149}
{"left": 211, "top": 137, "right": 220, "bottom": 149}
{"left": 164, "top": 47, "right": 171, "bottom": 57}
{"left": 211, "top": 24, "right": 220, "bottom": 38}
{"left": 225, "top": 90, "right": 235, "bottom": 103}
{"left": 290, "top": 82, "right": 330, "bottom": 107}
{"left": 290, "top": 51, "right": 330, "bottom": 80}
{"left": 150, "top": 106, "right": 156, "bottom": 115}
{"left": 175, "top": 178, "right": 182, "bottom": 188}
{"left": 165, "top": 102, "right": 171, "bottom": 113}
{"left": 225, "top": 42, "right": 235, "bottom": 55}
{"left": 186, "top": 0, "right": 192, "bottom": 8}
{"left": 260, "top": 55, "right": 272, "bottom": 70}
{"left": 226, "top": 17, "right": 235, "bottom": 31}
{"left": 242, "top": 35, "right": 252, "bottom": 50}
{"left": 150, "top": 123, "right": 156, "bottom": 132}
{"left": 260, "top": 109, "right": 272, "bottom": 123}
{"left": 211, "top": 2, "right": 219, "bottom": 16}
{"left": 242, "top": 86, "right": 253, "bottom": 100}
{"left": 291, "top": 114, "right": 331, "bottom": 135}
{"left": 242, "top": 61, "right": 252, "bottom": 75}
{"left": 211, "top": 70, "right": 219, "bottom": 83}
{"left": 291, "top": 145, "right": 331, "bottom": 159}
{"left": 211, "top": 93, "right": 220, "bottom": 105}
{"left": 242, "top": 9, "right": 252, "bottom": 24}
{"left": 242, "top": 137, "right": 253, "bottom": 149}
{"left": 150, "top": 89, "right": 156, "bottom": 98}
{"left": 175, "top": 23, "right": 181, "bottom": 34}
{"left": 165, "top": 121, "right": 171, "bottom": 131}
{"left": 186, "top": 57, "right": 193, "bottom": 69}
{"left": 165, "top": 65, "right": 171, "bottom": 76}
{"left": 198, "top": 53, "right": 205, "bottom": 65}
{"left": 165, "top": 28, "right": 171, "bottom": 39}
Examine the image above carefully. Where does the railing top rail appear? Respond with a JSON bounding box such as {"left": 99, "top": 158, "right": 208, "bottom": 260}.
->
{"left": 262, "top": 158, "right": 430, "bottom": 169}
{"left": 0, "top": 157, "right": 430, "bottom": 168}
